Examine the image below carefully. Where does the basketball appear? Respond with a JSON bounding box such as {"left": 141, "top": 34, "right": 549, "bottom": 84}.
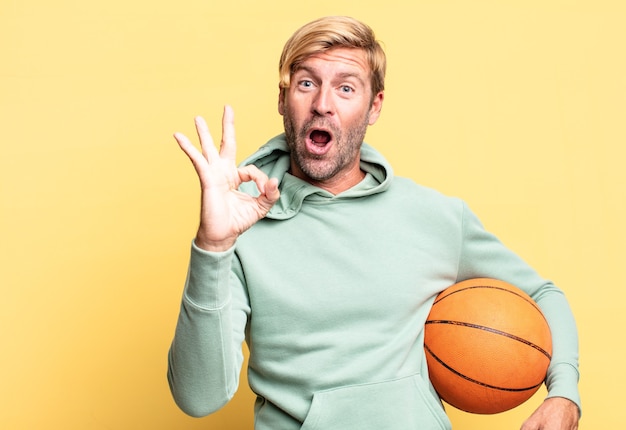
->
{"left": 424, "top": 278, "right": 552, "bottom": 414}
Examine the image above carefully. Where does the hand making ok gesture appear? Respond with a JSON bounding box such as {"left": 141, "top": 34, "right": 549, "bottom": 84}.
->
{"left": 174, "top": 106, "right": 280, "bottom": 252}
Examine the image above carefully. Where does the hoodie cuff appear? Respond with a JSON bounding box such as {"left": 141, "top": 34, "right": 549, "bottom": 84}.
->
{"left": 184, "top": 240, "right": 236, "bottom": 309}
{"left": 545, "top": 362, "right": 582, "bottom": 415}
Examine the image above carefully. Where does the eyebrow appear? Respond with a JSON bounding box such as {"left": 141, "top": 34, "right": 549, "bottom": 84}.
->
{"left": 294, "top": 66, "right": 366, "bottom": 86}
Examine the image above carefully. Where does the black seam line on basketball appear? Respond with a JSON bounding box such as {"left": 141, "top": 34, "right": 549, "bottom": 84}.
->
{"left": 434, "top": 286, "right": 536, "bottom": 310}
{"left": 424, "top": 344, "right": 544, "bottom": 393}
{"left": 433, "top": 285, "right": 548, "bottom": 323}
{"left": 425, "top": 319, "right": 552, "bottom": 360}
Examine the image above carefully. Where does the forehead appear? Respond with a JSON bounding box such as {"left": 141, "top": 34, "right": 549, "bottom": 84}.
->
{"left": 295, "top": 47, "right": 371, "bottom": 79}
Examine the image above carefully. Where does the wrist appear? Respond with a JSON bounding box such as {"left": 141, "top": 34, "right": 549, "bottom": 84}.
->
{"left": 193, "top": 234, "right": 236, "bottom": 253}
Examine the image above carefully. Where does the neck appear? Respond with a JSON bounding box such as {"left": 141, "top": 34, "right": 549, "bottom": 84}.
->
{"left": 289, "top": 163, "right": 366, "bottom": 195}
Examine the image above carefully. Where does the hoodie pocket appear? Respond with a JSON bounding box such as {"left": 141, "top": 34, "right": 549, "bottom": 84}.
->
{"left": 300, "top": 374, "right": 451, "bottom": 430}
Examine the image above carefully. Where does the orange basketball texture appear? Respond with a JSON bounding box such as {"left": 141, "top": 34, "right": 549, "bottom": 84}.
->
{"left": 424, "top": 278, "right": 552, "bottom": 414}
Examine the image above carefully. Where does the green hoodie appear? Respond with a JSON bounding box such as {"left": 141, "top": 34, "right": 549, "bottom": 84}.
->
{"left": 168, "top": 134, "right": 580, "bottom": 429}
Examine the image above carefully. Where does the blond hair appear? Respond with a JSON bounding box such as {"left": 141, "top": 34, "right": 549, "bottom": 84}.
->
{"left": 278, "top": 16, "right": 386, "bottom": 96}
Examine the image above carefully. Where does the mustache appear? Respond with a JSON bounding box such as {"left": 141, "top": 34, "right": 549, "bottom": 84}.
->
{"left": 298, "top": 118, "right": 339, "bottom": 139}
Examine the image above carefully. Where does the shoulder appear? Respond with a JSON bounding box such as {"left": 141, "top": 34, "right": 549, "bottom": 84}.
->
{"left": 391, "top": 176, "right": 464, "bottom": 207}
{"left": 373, "top": 176, "right": 469, "bottom": 229}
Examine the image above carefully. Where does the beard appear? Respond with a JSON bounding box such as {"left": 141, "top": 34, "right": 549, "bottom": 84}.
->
{"left": 283, "top": 110, "right": 370, "bottom": 183}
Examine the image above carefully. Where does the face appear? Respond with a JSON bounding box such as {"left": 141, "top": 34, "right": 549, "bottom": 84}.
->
{"left": 279, "top": 47, "right": 384, "bottom": 194}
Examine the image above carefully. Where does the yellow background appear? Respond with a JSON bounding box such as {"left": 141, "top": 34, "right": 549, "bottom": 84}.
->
{"left": 1, "top": 0, "right": 624, "bottom": 428}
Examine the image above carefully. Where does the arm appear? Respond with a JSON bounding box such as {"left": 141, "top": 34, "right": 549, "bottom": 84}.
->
{"left": 456, "top": 202, "right": 580, "bottom": 429}
{"left": 167, "top": 106, "right": 279, "bottom": 416}
{"left": 167, "top": 243, "right": 248, "bottom": 416}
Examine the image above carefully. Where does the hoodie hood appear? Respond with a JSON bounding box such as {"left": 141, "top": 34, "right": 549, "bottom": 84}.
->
{"left": 238, "top": 133, "right": 394, "bottom": 220}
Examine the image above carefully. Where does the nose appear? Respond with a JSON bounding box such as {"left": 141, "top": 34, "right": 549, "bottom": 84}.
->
{"left": 311, "top": 86, "right": 334, "bottom": 116}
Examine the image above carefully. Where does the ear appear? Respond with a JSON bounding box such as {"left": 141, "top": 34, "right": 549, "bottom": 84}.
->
{"left": 278, "top": 87, "right": 286, "bottom": 116}
{"left": 367, "top": 91, "right": 384, "bottom": 125}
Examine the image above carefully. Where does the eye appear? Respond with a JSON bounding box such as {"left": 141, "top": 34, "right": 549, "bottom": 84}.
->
{"left": 298, "top": 80, "right": 314, "bottom": 88}
{"left": 340, "top": 85, "right": 353, "bottom": 93}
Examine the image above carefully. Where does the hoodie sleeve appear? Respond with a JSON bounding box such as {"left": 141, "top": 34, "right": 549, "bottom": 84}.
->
{"left": 456, "top": 202, "right": 581, "bottom": 413}
{"left": 167, "top": 241, "right": 250, "bottom": 417}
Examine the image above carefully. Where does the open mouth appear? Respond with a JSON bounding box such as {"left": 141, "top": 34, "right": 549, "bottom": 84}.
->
{"left": 309, "top": 129, "right": 331, "bottom": 146}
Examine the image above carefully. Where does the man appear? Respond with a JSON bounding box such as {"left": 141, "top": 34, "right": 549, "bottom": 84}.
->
{"left": 168, "top": 16, "right": 580, "bottom": 429}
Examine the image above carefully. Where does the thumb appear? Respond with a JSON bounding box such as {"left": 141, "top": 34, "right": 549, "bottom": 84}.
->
{"left": 257, "top": 177, "right": 280, "bottom": 211}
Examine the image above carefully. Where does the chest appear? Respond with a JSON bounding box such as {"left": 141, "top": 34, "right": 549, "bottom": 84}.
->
{"left": 236, "top": 196, "right": 462, "bottom": 336}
